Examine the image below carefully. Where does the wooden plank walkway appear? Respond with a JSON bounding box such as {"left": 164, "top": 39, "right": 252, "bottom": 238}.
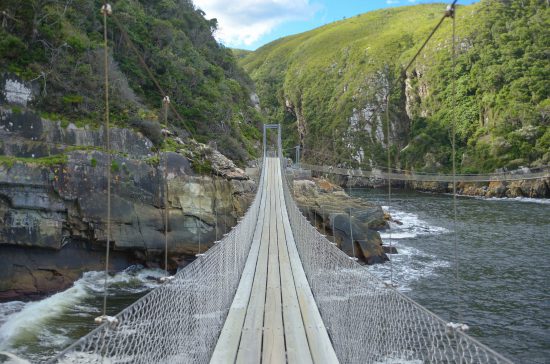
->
{"left": 210, "top": 158, "right": 339, "bottom": 364}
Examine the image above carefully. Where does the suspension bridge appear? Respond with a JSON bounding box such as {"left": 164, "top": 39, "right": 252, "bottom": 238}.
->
{"left": 46, "top": 124, "right": 513, "bottom": 364}
{"left": 30, "top": 2, "right": 538, "bottom": 362}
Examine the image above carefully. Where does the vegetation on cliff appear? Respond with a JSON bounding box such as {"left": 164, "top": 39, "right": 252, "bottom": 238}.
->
{"left": 0, "top": 0, "right": 263, "bottom": 163}
{"left": 239, "top": 0, "right": 549, "bottom": 173}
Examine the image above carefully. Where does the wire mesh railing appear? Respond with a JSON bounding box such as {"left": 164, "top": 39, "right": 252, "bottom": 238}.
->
{"left": 279, "top": 156, "right": 513, "bottom": 363}
{"left": 48, "top": 164, "right": 266, "bottom": 364}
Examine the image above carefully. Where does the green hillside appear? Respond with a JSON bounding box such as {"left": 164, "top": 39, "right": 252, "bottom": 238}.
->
{"left": 231, "top": 48, "right": 252, "bottom": 60}
{"left": 241, "top": 0, "right": 549, "bottom": 172}
{"left": 0, "top": 0, "right": 263, "bottom": 162}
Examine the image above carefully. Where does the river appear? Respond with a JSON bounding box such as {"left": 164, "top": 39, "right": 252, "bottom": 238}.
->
{"left": 351, "top": 189, "right": 550, "bottom": 364}
{"left": 0, "top": 267, "right": 165, "bottom": 362}
{"left": 0, "top": 190, "right": 548, "bottom": 363}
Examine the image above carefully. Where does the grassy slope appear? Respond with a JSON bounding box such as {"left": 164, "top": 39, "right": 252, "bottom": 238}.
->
{"left": 241, "top": 1, "right": 549, "bottom": 172}
{"left": 231, "top": 48, "right": 253, "bottom": 60}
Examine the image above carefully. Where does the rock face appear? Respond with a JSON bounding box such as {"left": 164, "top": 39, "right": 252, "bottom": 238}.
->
{"left": 0, "top": 109, "right": 256, "bottom": 300}
{"left": 291, "top": 177, "right": 390, "bottom": 265}
{"left": 410, "top": 176, "right": 550, "bottom": 198}
{"left": 0, "top": 108, "right": 154, "bottom": 159}
{"left": 312, "top": 167, "right": 549, "bottom": 199}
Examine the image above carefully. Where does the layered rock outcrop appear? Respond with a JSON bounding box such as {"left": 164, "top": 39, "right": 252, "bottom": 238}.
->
{"left": 409, "top": 177, "right": 550, "bottom": 198}
{"left": 290, "top": 176, "right": 390, "bottom": 265}
{"left": 0, "top": 108, "right": 256, "bottom": 300}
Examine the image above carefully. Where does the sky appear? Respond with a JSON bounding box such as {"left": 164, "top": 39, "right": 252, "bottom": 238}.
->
{"left": 193, "top": 0, "right": 478, "bottom": 51}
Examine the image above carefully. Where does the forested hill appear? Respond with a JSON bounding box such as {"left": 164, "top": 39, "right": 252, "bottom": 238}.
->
{"left": 0, "top": 0, "right": 262, "bottom": 162}
{"left": 239, "top": 0, "right": 549, "bottom": 173}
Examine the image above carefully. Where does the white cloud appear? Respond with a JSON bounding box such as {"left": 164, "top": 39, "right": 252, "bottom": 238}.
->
{"left": 386, "top": 0, "right": 400, "bottom": 4}
{"left": 193, "top": 0, "right": 321, "bottom": 47}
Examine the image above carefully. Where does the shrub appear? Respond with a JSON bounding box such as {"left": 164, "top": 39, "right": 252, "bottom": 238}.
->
{"left": 111, "top": 160, "right": 120, "bottom": 173}
{"left": 130, "top": 119, "right": 163, "bottom": 147}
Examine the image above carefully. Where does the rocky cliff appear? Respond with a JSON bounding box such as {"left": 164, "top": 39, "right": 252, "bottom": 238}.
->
{"left": 0, "top": 106, "right": 256, "bottom": 301}
{"left": 0, "top": 0, "right": 268, "bottom": 301}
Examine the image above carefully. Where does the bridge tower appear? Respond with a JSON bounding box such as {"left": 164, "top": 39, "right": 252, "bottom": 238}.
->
{"left": 262, "top": 124, "right": 281, "bottom": 158}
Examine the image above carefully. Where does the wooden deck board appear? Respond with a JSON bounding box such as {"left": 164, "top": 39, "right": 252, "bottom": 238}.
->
{"left": 235, "top": 162, "right": 273, "bottom": 364}
{"left": 210, "top": 158, "right": 338, "bottom": 364}
{"left": 275, "top": 169, "right": 314, "bottom": 364}
{"left": 210, "top": 160, "right": 269, "bottom": 364}
{"left": 276, "top": 163, "right": 339, "bottom": 364}
{"left": 261, "top": 164, "right": 285, "bottom": 363}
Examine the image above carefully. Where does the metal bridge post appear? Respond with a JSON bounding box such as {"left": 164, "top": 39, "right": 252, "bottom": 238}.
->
{"left": 263, "top": 124, "right": 267, "bottom": 158}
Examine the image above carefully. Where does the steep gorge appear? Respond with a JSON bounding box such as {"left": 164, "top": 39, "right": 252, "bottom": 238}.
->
{"left": 240, "top": 0, "right": 549, "bottom": 173}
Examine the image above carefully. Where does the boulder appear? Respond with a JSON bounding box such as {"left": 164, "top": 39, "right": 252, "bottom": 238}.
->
{"left": 486, "top": 181, "right": 507, "bottom": 197}
{"left": 292, "top": 177, "right": 389, "bottom": 265}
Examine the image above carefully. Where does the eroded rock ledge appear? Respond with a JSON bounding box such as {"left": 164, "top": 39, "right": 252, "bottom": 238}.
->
{"left": 410, "top": 178, "right": 550, "bottom": 198}
{"left": 0, "top": 109, "right": 256, "bottom": 300}
{"left": 289, "top": 175, "right": 391, "bottom": 265}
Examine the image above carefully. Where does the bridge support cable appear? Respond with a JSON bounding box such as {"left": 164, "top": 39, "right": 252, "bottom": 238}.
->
{"left": 449, "top": 4, "right": 464, "bottom": 329}
{"left": 99, "top": 2, "right": 114, "bottom": 326}
{"left": 385, "top": 72, "right": 395, "bottom": 288}
{"left": 162, "top": 96, "right": 171, "bottom": 276}
{"left": 109, "top": 14, "right": 193, "bottom": 137}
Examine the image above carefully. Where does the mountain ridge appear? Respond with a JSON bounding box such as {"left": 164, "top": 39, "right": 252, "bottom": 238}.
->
{"left": 238, "top": 0, "right": 549, "bottom": 173}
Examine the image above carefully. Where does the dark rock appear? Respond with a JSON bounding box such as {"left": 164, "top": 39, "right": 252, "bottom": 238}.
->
{"left": 0, "top": 113, "right": 256, "bottom": 299}
{"left": 0, "top": 241, "right": 132, "bottom": 302}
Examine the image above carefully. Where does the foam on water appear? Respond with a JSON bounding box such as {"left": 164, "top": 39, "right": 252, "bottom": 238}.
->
{"left": 474, "top": 196, "right": 550, "bottom": 205}
{"left": 380, "top": 206, "right": 449, "bottom": 240}
{"left": 0, "top": 266, "right": 164, "bottom": 360}
{"left": 0, "top": 283, "right": 88, "bottom": 349}
{"left": 370, "top": 207, "right": 450, "bottom": 291}
{"left": 0, "top": 303, "right": 25, "bottom": 328}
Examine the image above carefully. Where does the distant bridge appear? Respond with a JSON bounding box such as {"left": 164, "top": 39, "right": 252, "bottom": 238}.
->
{"left": 300, "top": 163, "right": 550, "bottom": 183}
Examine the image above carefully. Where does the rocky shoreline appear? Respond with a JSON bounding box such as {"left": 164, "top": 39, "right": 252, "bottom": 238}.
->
{"left": 288, "top": 173, "right": 392, "bottom": 265}
{"left": 410, "top": 178, "right": 550, "bottom": 198}
{"left": 0, "top": 108, "right": 256, "bottom": 301}
{"left": 314, "top": 171, "right": 550, "bottom": 199}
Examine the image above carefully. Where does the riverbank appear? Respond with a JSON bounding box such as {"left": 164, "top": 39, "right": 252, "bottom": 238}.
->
{"left": 311, "top": 169, "right": 550, "bottom": 199}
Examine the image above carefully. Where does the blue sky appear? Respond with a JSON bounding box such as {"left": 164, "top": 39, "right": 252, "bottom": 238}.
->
{"left": 193, "top": 0, "right": 478, "bottom": 50}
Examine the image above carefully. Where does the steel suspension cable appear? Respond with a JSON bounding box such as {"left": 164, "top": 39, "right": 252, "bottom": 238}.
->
{"left": 385, "top": 79, "right": 394, "bottom": 286}
{"left": 163, "top": 97, "right": 170, "bottom": 275}
{"left": 110, "top": 14, "right": 193, "bottom": 138}
{"left": 450, "top": 6, "right": 462, "bottom": 325}
{"left": 101, "top": 2, "right": 112, "bottom": 319}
